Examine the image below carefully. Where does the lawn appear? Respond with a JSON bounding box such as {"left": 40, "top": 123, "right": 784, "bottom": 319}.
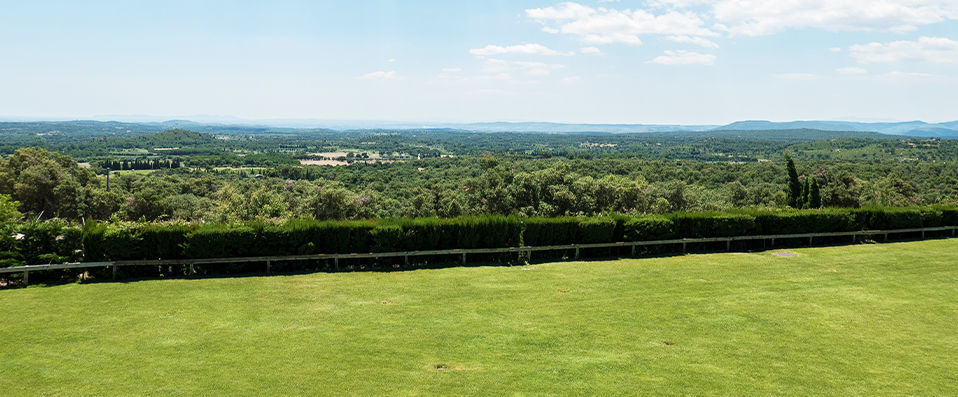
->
{"left": 1, "top": 240, "right": 957, "bottom": 395}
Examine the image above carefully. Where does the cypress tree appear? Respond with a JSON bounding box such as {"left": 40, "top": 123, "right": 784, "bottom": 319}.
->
{"left": 785, "top": 154, "right": 801, "bottom": 208}
{"left": 810, "top": 178, "right": 822, "bottom": 208}
{"left": 802, "top": 178, "right": 811, "bottom": 209}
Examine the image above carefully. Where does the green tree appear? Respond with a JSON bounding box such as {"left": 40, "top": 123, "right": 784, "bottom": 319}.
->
{"left": 809, "top": 178, "right": 822, "bottom": 208}
{"left": 0, "top": 194, "right": 21, "bottom": 222}
{"left": 785, "top": 153, "right": 802, "bottom": 208}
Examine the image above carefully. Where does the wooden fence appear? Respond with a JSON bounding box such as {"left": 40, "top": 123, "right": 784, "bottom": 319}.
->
{"left": 3, "top": 226, "right": 956, "bottom": 285}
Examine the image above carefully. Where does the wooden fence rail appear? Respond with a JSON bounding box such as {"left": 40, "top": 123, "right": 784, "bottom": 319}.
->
{"left": 3, "top": 225, "right": 956, "bottom": 284}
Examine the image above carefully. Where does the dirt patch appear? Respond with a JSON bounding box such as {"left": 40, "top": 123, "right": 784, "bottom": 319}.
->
{"left": 299, "top": 159, "right": 349, "bottom": 166}
{"left": 380, "top": 300, "right": 393, "bottom": 305}
{"left": 662, "top": 341, "right": 675, "bottom": 346}
{"left": 557, "top": 289, "right": 568, "bottom": 293}
{"left": 430, "top": 364, "right": 469, "bottom": 371}
{"left": 772, "top": 252, "right": 798, "bottom": 257}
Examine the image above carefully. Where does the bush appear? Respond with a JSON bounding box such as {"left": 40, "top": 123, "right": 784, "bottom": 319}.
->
{"left": 622, "top": 216, "right": 675, "bottom": 241}
{"left": 668, "top": 212, "right": 756, "bottom": 238}
{"left": 750, "top": 210, "right": 856, "bottom": 235}
{"left": 11, "top": 206, "right": 958, "bottom": 269}
{"left": 522, "top": 217, "right": 580, "bottom": 246}
{"left": 853, "top": 207, "right": 925, "bottom": 230}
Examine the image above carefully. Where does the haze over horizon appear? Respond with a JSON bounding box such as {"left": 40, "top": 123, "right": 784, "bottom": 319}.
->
{"left": 3, "top": 1, "right": 957, "bottom": 124}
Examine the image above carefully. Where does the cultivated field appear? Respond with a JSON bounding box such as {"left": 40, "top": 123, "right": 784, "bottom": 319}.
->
{"left": 1, "top": 240, "right": 957, "bottom": 395}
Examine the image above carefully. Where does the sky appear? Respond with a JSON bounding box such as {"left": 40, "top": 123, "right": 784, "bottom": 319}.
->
{"left": 1, "top": 0, "right": 957, "bottom": 125}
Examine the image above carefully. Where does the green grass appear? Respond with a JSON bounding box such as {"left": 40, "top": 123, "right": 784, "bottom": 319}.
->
{"left": 2, "top": 240, "right": 958, "bottom": 395}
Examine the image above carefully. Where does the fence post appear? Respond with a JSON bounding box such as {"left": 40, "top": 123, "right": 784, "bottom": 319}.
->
{"left": 23, "top": 270, "right": 28, "bottom": 286}
{"left": 574, "top": 247, "right": 580, "bottom": 260}
{"left": 809, "top": 236, "right": 813, "bottom": 246}
{"left": 404, "top": 255, "right": 409, "bottom": 266}
{"left": 189, "top": 264, "right": 195, "bottom": 276}
{"left": 334, "top": 257, "right": 339, "bottom": 271}
{"left": 266, "top": 260, "right": 271, "bottom": 275}
{"left": 770, "top": 238, "right": 774, "bottom": 247}
{"left": 631, "top": 244, "right": 636, "bottom": 256}
{"left": 921, "top": 230, "right": 925, "bottom": 239}
{"left": 682, "top": 242, "right": 687, "bottom": 253}
{"left": 112, "top": 265, "right": 117, "bottom": 280}
{"left": 726, "top": 239, "right": 731, "bottom": 251}
{"left": 851, "top": 233, "right": 856, "bottom": 243}
{"left": 884, "top": 233, "right": 888, "bottom": 242}
{"left": 461, "top": 252, "right": 466, "bottom": 266}
{"left": 953, "top": 227, "right": 956, "bottom": 237}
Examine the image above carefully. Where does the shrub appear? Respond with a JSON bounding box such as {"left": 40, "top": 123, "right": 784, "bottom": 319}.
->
{"left": 622, "top": 216, "right": 675, "bottom": 241}
{"left": 750, "top": 210, "right": 856, "bottom": 235}
{"left": 667, "top": 212, "right": 756, "bottom": 237}
{"left": 576, "top": 217, "right": 618, "bottom": 244}
{"left": 522, "top": 217, "right": 580, "bottom": 246}
{"left": 853, "top": 207, "right": 924, "bottom": 230}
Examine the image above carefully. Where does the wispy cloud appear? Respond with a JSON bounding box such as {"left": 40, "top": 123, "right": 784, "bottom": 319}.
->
{"left": 649, "top": 50, "right": 716, "bottom": 65}
{"left": 580, "top": 46, "right": 602, "bottom": 54}
{"left": 470, "top": 43, "right": 573, "bottom": 56}
{"left": 665, "top": 35, "right": 719, "bottom": 48}
{"left": 850, "top": 36, "right": 958, "bottom": 64}
{"left": 836, "top": 67, "right": 868, "bottom": 75}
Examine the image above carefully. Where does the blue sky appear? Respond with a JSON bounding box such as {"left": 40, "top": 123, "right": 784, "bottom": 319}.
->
{"left": 1, "top": 0, "right": 957, "bottom": 124}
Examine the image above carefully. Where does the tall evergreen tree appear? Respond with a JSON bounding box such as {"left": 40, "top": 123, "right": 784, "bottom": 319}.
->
{"left": 810, "top": 178, "right": 822, "bottom": 208}
{"left": 802, "top": 178, "right": 811, "bottom": 209}
{"left": 785, "top": 153, "right": 801, "bottom": 208}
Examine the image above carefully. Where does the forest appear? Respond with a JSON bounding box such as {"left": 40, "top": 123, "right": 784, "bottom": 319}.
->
{"left": 1, "top": 121, "right": 957, "bottom": 268}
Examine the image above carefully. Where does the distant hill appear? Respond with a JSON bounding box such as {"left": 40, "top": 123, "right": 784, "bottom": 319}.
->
{"left": 645, "top": 128, "right": 901, "bottom": 141}
{"left": 1, "top": 118, "right": 956, "bottom": 138}
{"left": 714, "top": 120, "right": 958, "bottom": 138}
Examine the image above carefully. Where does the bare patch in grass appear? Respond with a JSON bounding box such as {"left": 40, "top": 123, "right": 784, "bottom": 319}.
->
{"left": 557, "top": 289, "right": 568, "bottom": 293}
{"left": 772, "top": 252, "right": 798, "bottom": 257}
{"left": 380, "top": 300, "right": 393, "bottom": 305}
{"left": 662, "top": 341, "right": 675, "bottom": 346}
{"left": 430, "top": 363, "right": 471, "bottom": 372}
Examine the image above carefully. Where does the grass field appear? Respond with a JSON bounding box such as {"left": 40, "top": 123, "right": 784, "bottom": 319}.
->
{"left": 2, "top": 240, "right": 957, "bottom": 395}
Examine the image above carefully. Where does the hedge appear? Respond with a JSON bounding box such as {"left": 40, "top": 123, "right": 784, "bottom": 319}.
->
{"left": 4, "top": 206, "right": 958, "bottom": 267}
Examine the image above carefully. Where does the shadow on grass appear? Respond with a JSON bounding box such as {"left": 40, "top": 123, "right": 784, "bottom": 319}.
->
{"left": 2, "top": 232, "right": 951, "bottom": 290}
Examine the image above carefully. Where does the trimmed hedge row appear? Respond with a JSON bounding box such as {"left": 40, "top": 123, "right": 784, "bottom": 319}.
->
{"left": 72, "top": 206, "right": 958, "bottom": 263}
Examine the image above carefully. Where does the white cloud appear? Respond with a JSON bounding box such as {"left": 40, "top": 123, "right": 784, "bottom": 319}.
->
{"left": 836, "top": 66, "right": 868, "bottom": 75}
{"left": 355, "top": 71, "right": 398, "bottom": 80}
{"left": 387, "top": 58, "right": 396, "bottom": 63}
{"left": 561, "top": 76, "right": 583, "bottom": 83}
{"left": 526, "top": 2, "right": 716, "bottom": 45}
{"left": 580, "top": 46, "right": 602, "bottom": 54}
{"left": 482, "top": 58, "right": 565, "bottom": 77}
{"left": 849, "top": 36, "right": 958, "bottom": 63}
{"left": 712, "top": 0, "right": 958, "bottom": 36}
{"left": 878, "top": 71, "right": 934, "bottom": 79}
{"left": 648, "top": 50, "right": 716, "bottom": 65}
{"left": 665, "top": 35, "right": 719, "bottom": 48}
{"left": 774, "top": 73, "right": 822, "bottom": 80}
{"left": 469, "top": 43, "right": 573, "bottom": 56}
